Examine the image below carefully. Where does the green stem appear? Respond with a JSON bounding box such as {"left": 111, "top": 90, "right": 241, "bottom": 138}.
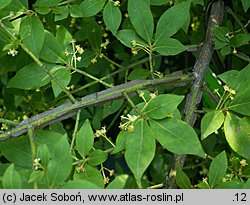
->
{"left": 225, "top": 6, "right": 248, "bottom": 34}
{"left": 27, "top": 125, "right": 38, "bottom": 188}
{"left": 148, "top": 183, "right": 164, "bottom": 189}
{"left": 0, "top": 118, "right": 19, "bottom": 125}
{"left": 233, "top": 53, "right": 250, "bottom": 62}
{"left": 102, "top": 54, "right": 123, "bottom": 68}
{"left": 71, "top": 67, "right": 113, "bottom": 88}
{"left": 104, "top": 136, "right": 115, "bottom": 148}
{"left": 149, "top": 46, "right": 155, "bottom": 79}
{"left": 70, "top": 110, "right": 81, "bottom": 151}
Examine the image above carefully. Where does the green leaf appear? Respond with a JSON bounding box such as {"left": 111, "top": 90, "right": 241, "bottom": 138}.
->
{"left": 128, "top": 0, "right": 154, "bottom": 43}
{"left": 74, "top": 164, "right": 104, "bottom": 188}
{"left": 34, "top": 130, "right": 66, "bottom": 157}
{"left": 37, "top": 144, "right": 50, "bottom": 168}
{"left": 20, "top": 15, "right": 45, "bottom": 58}
{"left": 230, "top": 33, "right": 250, "bottom": 48}
{"left": 149, "top": 118, "right": 206, "bottom": 157}
{"left": 116, "top": 29, "right": 147, "bottom": 48}
{"left": 218, "top": 70, "right": 239, "bottom": 87}
{"left": 0, "top": 0, "right": 12, "bottom": 9}
{"left": 155, "top": 0, "right": 191, "bottom": 44}
{"left": 150, "top": 0, "right": 170, "bottom": 5}
{"left": 228, "top": 89, "right": 250, "bottom": 116}
{"left": 106, "top": 174, "right": 130, "bottom": 189}
{"left": 215, "top": 181, "right": 244, "bottom": 189}
{"left": 54, "top": 6, "right": 69, "bottom": 21}
{"left": 103, "top": 1, "right": 122, "bottom": 35}
{"left": 76, "top": 119, "right": 94, "bottom": 158}
{"left": 34, "top": 0, "right": 63, "bottom": 7}
{"left": 103, "top": 99, "right": 124, "bottom": 119}
{"left": 40, "top": 31, "right": 68, "bottom": 64}
{"left": 243, "top": 179, "right": 250, "bottom": 188}
{"left": 220, "top": 45, "right": 231, "bottom": 56}
{"left": 0, "top": 136, "right": 32, "bottom": 169}
{"left": 69, "top": 5, "right": 83, "bottom": 18}
{"left": 176, "top": 168, "right": 192, "bottom": 189}
{"left": 128, "top": 68, "right": 149, "bottom": 80}
{"left": 241, "top": 0, "right": 250, "bottom": 12}
{"left": 214, "top": 27, "right": 230, "bottom": 43}
{"left": 88, "top": 149, "right": 108, "bottom": 166}
{"left": 62, "top": 180, "right": 101, "bottom": 188}
{"left": 36, "top": 6, "right": 51, "bottom": 14}
{"left": 208, "top": 151, "right": 228, "bottom": 188}
{"left": 201, "top": 110, "right": 225, "bottom": 140}
{"left": 224, "top": 113, "right": 250, "bottom": 159}
{"left": 155, "top": 37, "right": 187, "bottom": 56}
{"left": 142, "top": 94, "right": 184, "bottom": 119}
{"left": 80, "top": 0, "right": 106, "bottom": 17}
{"left": 28, "top": 170, "right": 44, "bottom": 183}
{"left": 46, "top": 136, "right": 72, "bottom": 188}
{"left": 111, "top": 131, "right": 128, "bottom": 154}
{"left": 7, "top": 63, "right": 51, "bottom": 90}
{"left": 87, "top": 20, "right": 103, "bottom": 51}
{"left": 2, "top": 164, "right": 22, "bottom": 189}
{"left": 51, "top": 66, "right": 71, "bottom": 97}
{"left": 125, "top": 119, "right": 156, "bottom": 184}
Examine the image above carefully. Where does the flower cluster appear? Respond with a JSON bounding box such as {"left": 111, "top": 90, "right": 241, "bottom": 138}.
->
{"left": 119, "top": 114, "right": 139, "bottom": 132}
{"left": 8, "top": 49, "right": 18, "bottom": 57}
{"left": 33, "top": 158, "right": 41, "bottom": 171}
{"left": 95, "top": 126, "right": 107, "bottom": 138}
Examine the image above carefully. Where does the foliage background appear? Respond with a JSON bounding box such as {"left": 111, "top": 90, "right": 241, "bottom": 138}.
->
{"left": 0, "top": 0, "right": 249, "bottom": 189}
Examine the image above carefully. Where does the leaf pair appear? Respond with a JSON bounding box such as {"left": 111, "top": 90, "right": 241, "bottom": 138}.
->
{"left": 119, "top": 0, "right": 191, "bottom": 55}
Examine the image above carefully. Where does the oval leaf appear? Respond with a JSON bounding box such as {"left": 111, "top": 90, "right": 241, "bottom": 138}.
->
{"left": 125, "top": 119, "right": 156, "bottom": 184}
{"left": 228, "top": 89, "right": 250, "bottom": 116}
{"left": 176, "top": 168, "right": 192, "bottom": 189}
{"left": 80, "top": 0, "right": 106, "bottom": 17}
{"left": 208, "top": 151, "right": 228, "bottom": 188}
{"left": 2, "top": 164, "right": 22, "bottom": 189}
{"left": 155, "top": 37, "right": 187, "bottom": 56}
{"left": 201, "top": 110, "right": 225, "bottom": 140}
{"left": 47, "top": 136, "right": 72, "bottom": 188}
{"left": 88, "top": 149, "right": 108, "bottom": 166}
{"left": 142, "top": 94, "right": 184, "bottom": 119}
{"left": 128, "top": 0, "right": 154, "bottom": 43}
{"left": 74, "top": 164, "right": 104, "bottom": 188}
{"left": 103, "top": 1, "right": 122, "bottom": 35}
{"left": 7, "top": 63, "right": 51, "bottom": 90}
{"left": 116, "top": 29, "right": 147, "bottom": 48}
{"left": 150, "top": 118, "right": 206, "bottom": 158}
{"left": 224, "top": 113, "right": 250, "bottom": 159}
{"left": 0, "top": 0, "right": 11, "bottom": 9}
{"left": 107, "top": 174, "right": 129, "bottom": 189}
{"left": 0, "top": 136, "right": 32, "bottom": 169}
{"left": 51, "top": 66, "right": 71, "bottom": 97}
{"left": 40, "top": 31, "right": 68, "bottom": 64}
{"left": 111, "top": 131, "right": 128, "bottom": 154}
{"left": 20, "top": 15, "right": 45, "bottom": 58}
{"left": 76, "top": 119, "right": 94, "bottom": 158}
{"left": 155, "top": 0, "right": 191, "bottom": 44}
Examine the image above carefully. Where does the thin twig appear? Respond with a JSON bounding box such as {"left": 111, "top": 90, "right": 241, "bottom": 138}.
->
{"left": 0, "top": 74, "right": 193, "bottom": 141}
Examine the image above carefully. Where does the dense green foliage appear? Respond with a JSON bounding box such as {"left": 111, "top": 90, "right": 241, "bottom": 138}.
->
{"left": 0, "top": 0, "right": 249, "bottom": 189}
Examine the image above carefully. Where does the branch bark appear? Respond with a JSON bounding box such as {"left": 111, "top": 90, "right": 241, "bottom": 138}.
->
{"left": 0, "top": 74, "right": 192, "bottom": 141}
{"left": 164, "top": 0, "right": 224, "bottom": 188}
